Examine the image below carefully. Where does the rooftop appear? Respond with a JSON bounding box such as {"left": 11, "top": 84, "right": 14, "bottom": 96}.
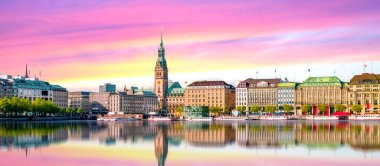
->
{"left": 349, "top": 73, "right": 380, "bottom": 85}
{"left": 188, "top": 81, "right": 234, "bottom": 88}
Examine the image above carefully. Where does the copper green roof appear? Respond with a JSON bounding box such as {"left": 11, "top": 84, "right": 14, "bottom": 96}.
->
{"left": 12, "top": 79, "right": 51, "bottom": 90}
{"left": 301, "top": 76, "right": 344, "bottom": 87}
{"left": 167, "top": 82, "right": 185, "bottom": 96}
{"left": 278, "top": 82, "right": 298, "bottom": 88}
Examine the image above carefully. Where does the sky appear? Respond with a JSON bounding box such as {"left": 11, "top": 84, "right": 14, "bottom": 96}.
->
{"left": 1, "top": 0, "right": 380, "bottom": 91}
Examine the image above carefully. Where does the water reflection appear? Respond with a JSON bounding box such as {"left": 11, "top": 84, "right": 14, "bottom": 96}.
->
{"left": 0, "top": 121, "right": 380, "bottom": 165}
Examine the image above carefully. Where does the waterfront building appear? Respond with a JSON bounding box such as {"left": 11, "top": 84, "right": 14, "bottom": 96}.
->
{"left": 109, "top": 93, "right": 122, "bottom": 113}
{"left": 166, "top": 82, "right": 185, "bottom": 116}
{"left": 295, "top": 76, "right": 348, "bottom": 115}
{"left": 184, "top": 81, "right": 235, "bottom": 113}
{"left": 89, "top": 92, "right": 111, "bottom": 113}
{"left": 154, "top": 31, "right": 169, "bottom": 111}
{"left": 238, "top": 78, "right": 282, "bottom": 111}
{"left": 51, "top": 85, "right": 68, "bottom": 109}
{"left": 0, "top": 76, "right": 13, "bottom": 98}
{"left": 184, "top": 106, "right": 210, "bottom": 118}
{"left": 236, "top": 80, "right": 249, "bottom": 112}
{"left": 277, "top": 82, "right": 298, "bottom": 112}
{"left": 99, "top": 83, "right": 116, "bottom": 93}
{"left": 348, "top": 73, "right": 380, "bottom": 114}
{"left": 106, "top": 87, "right": 159, "bottom": 114}
{"left": 68, "top": 91, "right": 91, "bottom": 112}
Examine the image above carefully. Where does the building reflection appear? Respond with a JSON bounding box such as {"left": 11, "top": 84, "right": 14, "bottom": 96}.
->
{"left": 1, "top": 121, "right": 380, "bottom": 160}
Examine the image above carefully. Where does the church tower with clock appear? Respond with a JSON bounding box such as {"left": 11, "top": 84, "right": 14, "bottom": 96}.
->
{"left": 154, "top": 29, "right": 168, "bottom": 111}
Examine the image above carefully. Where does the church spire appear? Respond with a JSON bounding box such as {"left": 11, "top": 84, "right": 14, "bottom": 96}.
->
{"left": 160, "top": 26, "right": 164, "bottom": 48}
{"left": 25, "top": 64, "right": 29, "bottom": 78}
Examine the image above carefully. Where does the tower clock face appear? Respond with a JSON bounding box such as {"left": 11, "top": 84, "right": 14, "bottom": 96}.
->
{"left": 157, "top": 81, "right": 161, "bottom": 85}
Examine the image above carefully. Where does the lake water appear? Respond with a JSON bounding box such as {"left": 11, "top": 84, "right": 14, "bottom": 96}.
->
{"left": 0, "top": 120, "right": 379, "bottom": 166}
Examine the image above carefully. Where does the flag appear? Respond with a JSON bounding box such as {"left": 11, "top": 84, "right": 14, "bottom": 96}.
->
{"left": 256, "top": 71, "right": 258, "bottom": 74}
{"left": 275, "top": 69, "right": 277, "bottom": 73}
{"left": 308, "top": 69, "right": 310, "bottom": 72}
{"left": 364, "top": 64, "right": 367, "bottom": 68}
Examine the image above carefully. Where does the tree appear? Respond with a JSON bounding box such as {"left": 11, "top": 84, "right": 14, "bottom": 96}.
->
{"left": 351, "top": 104, "right": 362, "bottom": 114}
{"left": 334, "top": 104, "right": 346, "bottom": 112}
{"left": 236, "top": 106, "right": 247, "bottom": 112}
{"left": 249, "top": 105, "right": 262, "bottom": 113}
{"left": 175, "top": 106, "right": 184, "bottom": 117}
{"left": 318, "top": 104, "right": 327, "bottom": 115}
{"left": 283, "top": 104, "right": 294, "bottom": 115}
{"left": 301, "top": 105, "right": 312, "bottom": 115}
{"left": 265, "top": 105, "right": 276, "bottom": 113}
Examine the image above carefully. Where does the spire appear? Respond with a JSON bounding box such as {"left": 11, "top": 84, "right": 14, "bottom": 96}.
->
{"left": 25, "top": 64, "right": 29, "bottom": 78}
{"left": 160, "top": 26, "right": 164, "bottom": 48}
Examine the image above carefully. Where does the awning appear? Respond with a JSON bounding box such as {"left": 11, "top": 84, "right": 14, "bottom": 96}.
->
{"left": 332, "top": 112, "right": 350, "bottom": 116}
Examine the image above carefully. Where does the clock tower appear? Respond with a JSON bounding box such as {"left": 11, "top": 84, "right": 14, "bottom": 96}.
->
{"left": 154, "top": 29, "right": 168, "bottom": 111}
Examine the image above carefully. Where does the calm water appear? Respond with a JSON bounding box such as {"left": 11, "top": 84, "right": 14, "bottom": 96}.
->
{"left": 0, "top": 120, "right": 380, "bottom": 166}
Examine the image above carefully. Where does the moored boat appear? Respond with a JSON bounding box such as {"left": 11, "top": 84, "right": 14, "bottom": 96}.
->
{"left": 349, "top": 115, "right": 380, "bottom": 120}
{"left": 215, "top": 116, "right": 247, "bottom": 121}
{"left": 148, "top": 116, "right": 178, "bottom": 121}
{"left": 186, "top": 117, "right": 214, "bottom": 121}
{"left": 306, "top": 116, "right": 339, "bottom": 120}
{"left": 259, "top": 116, "right": 287, "bottom": 120}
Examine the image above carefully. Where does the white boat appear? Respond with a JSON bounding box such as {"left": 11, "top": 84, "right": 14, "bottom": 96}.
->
{"left": 305, "top": 116, "right": 339, "bottom": 120}
{"left": 259, "top": 116, "right": 287, "bottom": 120}
{"left": 215, "top": 116, "right": 247, "bottom": 121}
{"left": 349, "top": 115, "right": 380, "bottom": 120}
{"left": 97, "top": 117, "right": 116, "bottom": 121}
{"left": 148, "top": 116, "right": 178, "bottom": 121}
{"left": 186, "top": 117, "right": 214, "bottom": 121}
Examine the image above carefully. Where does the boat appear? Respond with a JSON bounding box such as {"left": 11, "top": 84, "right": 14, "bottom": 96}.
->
{"left": 186, "top": 117, "right": 214, "bottom": 121}
{"left": 305, "top": 116, "right": 339, "bottom": 120}
{"left": 215, "top": 116, "right": 247, "bottom": 121}
{"left": 148, "top": 116, "right": 178, "bottom": 121}
{"left": 259, "top": 116, "right": 287, "bottom": 120}
{"left": 349, "top": 115, "right": 380, "bottom": 120}
{"left": 97, "top": 117, "right": 116, "bottom": 121}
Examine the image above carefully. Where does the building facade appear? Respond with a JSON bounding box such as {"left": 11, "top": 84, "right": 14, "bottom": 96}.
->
{"left": 89, "top": 92, "right": 111, "bottom": 113}
{"left": 295, "top": 76, "right": 348, "bottom": 115}
{"left": 277, "top": 82, "right": 298, "bottom": 112}
{"left": 184, "top": 81, "right": 235, "bottom": 113}
{"left": 0, "top": 77, "right": 13, "bottom": 98}
{"left": 348, "top": 73, "right": 380, "bottom": 114}
{"left": 236, "top": 81, "right": 249, "bottom": 112}
{"left": 99, "top": 83, "right": 116, "bottom": 93}
{"left": 237, "top": 78, "right": 282, "bottom": 111}
{"left": 68, "top": 91, "right": 91, "bottom": 112}
{"left": 166, "top": 82, "right": 185, "bottom": 115}
{"left": 51, "top": 85, "right": 68, "bottom": 109}
{"left": 154, "top": 32, "right": 169, "bottom": 111}
{"left": 105, "top": 87, "right": 159, "bottom": 115}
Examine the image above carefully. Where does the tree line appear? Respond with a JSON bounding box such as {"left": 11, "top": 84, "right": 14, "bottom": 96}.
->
{"left": 0, "top": 97, "right": 82, "bottom": 117}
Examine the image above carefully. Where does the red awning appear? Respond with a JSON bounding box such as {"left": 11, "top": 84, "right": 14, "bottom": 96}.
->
{"left": 332, "top": 112, "right": 350, "bottom": 116}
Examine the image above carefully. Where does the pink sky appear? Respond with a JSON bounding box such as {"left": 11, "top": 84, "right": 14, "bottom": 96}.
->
{"left": 1, "top": 0, "right": 380, "bottom": 91}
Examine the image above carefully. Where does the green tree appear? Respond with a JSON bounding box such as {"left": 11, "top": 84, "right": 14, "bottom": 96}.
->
{"left": 283, "top": 104, "right": 294, "bottom": 115}
{"left": 175, "top": 106, "right": 184, "bottom": 117}
{"left": 318, "top": 104, "right": 327, "bottom": 115}
{"left": 334, "top": 104, "right": 346, "bottom": 112}
{"left": 351, "top": 104, "right": 363, "bottom": 114}
{"left": 249, "top": 105, "right": 262, "bottom": 113}
{"left": 301, "top": 105, "right": 312, "bottom": 115}
{"left": 265, "top": 105, "right": 276, "bottom": 113}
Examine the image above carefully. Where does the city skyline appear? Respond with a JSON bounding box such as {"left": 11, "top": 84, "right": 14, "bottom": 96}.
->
{"left": 1, "top": 0, "right": 380, "bottom": 91}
